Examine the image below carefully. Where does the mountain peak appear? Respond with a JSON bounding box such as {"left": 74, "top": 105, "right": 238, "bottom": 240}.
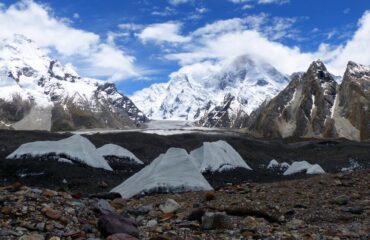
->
{"left": 346, "top": 61, "right": 370, "bottom": 77}
{"left": 308, "top": 60, "right": 327, "bottom": 72}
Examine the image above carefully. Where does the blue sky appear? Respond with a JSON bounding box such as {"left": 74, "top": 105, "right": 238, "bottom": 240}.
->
{"left": 0, "top": 0, "right": 369, "bottom": 95}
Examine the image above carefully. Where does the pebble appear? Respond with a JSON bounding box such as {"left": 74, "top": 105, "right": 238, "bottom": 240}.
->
{"left": 146, "top": 219, "right": 158, "bottom": 227}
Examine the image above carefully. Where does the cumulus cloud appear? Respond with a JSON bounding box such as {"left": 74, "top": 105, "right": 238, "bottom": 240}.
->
{"left": 137, "top": 22, "right": 191, "bottom": 44}
{"left": 229, "top": 0, "right": 289, "bottom": 9}
{"left": 166, "top": 30, "right": 315, "bottom": 74}
{"left": 325, "top": 11, "right": 370, "bottom": 74}
{"left": 0, "top": 0, "right": 141, "bottom": 81}
{"left": 162, "top": 11, "right": 370, "bottom": 76}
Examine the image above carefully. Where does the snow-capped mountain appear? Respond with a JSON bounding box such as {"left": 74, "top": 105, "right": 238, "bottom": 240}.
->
{"left": 131, "top": 55, "right": 290, "bottom": 124}
{"left": 0, "top": 35, "right": 147, "bottom": 131}
{"left": 247, "top": 60, "right": 370, "bottom": 141}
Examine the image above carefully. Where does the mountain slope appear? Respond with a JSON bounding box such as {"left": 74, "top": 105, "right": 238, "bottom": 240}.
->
{"left": 0, "top": 35, "right": 146, "bottom": 131}
{"left": 131, "top": 55, "right": 290, "bottom": 123}
{"left": 247, "top": 60, "right": 369, "bottom": 141}
{"left": 333, "top": 61, "right": 370, "bottom": 141}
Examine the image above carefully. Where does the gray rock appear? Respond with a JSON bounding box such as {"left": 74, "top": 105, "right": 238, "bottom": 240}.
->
{"left": 146, "top": 219, "right": 158, "bottom": 227}
{"left": 98, "top": 214, "right": 139, "bottom": 238}
{"left": 334, "top": 195, "right": 349, "bottom": 205}
{"left": 159, "top": 199, "right": 180, "bottom": 213}
{"left": 96, "top": 199, "right": 116, "bottom": 215}
{"left": 201, "top": 212, "right": 231, "bottom": 230}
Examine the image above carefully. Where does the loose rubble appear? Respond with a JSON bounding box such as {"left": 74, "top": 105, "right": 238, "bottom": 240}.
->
{"left": 1, "top": 170, "right": 369, "bottom": 239}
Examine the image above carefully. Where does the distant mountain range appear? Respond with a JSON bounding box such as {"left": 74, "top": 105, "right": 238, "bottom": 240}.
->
{"left": 133, "top": 57, "right": 369, "bottom": 141}
{"left": 0, "top": 35, "right": 368, "bottom": 141}
{"left": 0, "top": 35, "right": 147, "bottom": 131}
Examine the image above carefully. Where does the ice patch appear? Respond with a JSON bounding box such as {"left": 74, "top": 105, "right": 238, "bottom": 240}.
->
{"left": 7, "top": 135, "right": 112, "bottom": 171}
{"left": 267, "top": 159, "right": 290, "bottom": 170}
{"left": 341, "top": 159, "right": 362, "bottom": 172}
{"left": 190, "top": 140, "right": 252, "bottom": 172}
{"left": 283, "top": 161, "right": 325, "bottom": 175}
{"left": 58, "top": 158, "right": 74, "bottom": 164}
{"left": 111, "top": 148, "right": 213, "bottom": 199}
{"left": 267, "top": 159, "right": 279, "bottom": 169}
{"left": 97, "top": 144, "right": 143, "bottom": 164}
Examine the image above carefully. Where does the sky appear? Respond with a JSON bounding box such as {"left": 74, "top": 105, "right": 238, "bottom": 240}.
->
{"left": 0, "top": 0, "right": 369, "bottom": 95}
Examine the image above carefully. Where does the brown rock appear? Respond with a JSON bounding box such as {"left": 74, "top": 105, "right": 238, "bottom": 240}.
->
{"left": 204, "top": 192, "right": 216, "bottom": 201}
{"left": 63, "top": 231, "right": 85, "bottom": 238}
{"left": 43, "top": 208, "right": 61, "bottom": 220}
{"left": 42, "top": 190, "right": 57, "bottom": 198}
{"left": 111, "top": 198, "right": 126, "bottom": 209}
{"left": 1, "top": 206, "right": 12, "bottom": 215}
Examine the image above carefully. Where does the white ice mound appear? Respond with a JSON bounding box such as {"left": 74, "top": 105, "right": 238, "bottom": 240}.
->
{"left": 267, "top": 159, "right": 290, "bottom": 170}
{"left": 97, "top": 144, "right": 143, "bottom": 164}
{"left": 267, "top": 159, "right": 279, "bottom": 169}
{"left": 283, "top": 161, "right": 325, "bottom": 175}
{"left": 111, "top": 148, "right": 213, "bottom": 199}
{"left": 190, "top": 140, "right": 252, "bottom": 172}
{"left": 7, "top": 135, "right": 112, "bottom": 171}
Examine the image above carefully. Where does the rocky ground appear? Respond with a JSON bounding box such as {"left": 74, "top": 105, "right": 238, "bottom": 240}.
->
{"left": 1, "top": 170, "right": 369, "bottom": 240}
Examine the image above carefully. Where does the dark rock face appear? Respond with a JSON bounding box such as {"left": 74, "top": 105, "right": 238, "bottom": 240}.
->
{"left": 336, "top": 61, "right": 370, "bottom": 141}
{"left": 248, "top": 61, "right": 339, "bottom": 139}
{"left": 96, "top": 83, "right": 148, "bottom": 125}
{"left": 0, "top": 95, "right": 32, "bottom": 124}
{"left": 198, "top": 94, "right": 236, "bottom": 128}
{"left": 246, "top": 60, "right": 370, "bottom": 141}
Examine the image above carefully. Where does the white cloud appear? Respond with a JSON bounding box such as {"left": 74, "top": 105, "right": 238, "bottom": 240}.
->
{"left": 325, "top": 11, "right": 370, "bottom": 74}
{"left": 166, "top": 30, "right": 314, "bottom": 74}
{"left": 257, "top": 0, "right": 290, "bottom": 5}
{"left": 138, "top": 22, "right": 191, "bottom": 44}
{"left": 151, "top": 7, "right": 176, "bottom": 16}
{"left": 168, "top": 0, "right": 192, "bottom": 5}
{"left": 162, "top": 11, "right": 370, "bottom": 76}
{"left": 0, "top": 0, "right": 141, "bottom": 81}
{"left": 85, "top": 44, "right": 138, "bottom": 81}
{"left": 192, "top": 18, "right": 248, "bottom": 37}
{"left": 228, "top": 0, "right": 289, "bottom": 9}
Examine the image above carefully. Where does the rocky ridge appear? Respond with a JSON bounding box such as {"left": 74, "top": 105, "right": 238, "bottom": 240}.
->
{"left": 246, "top": 60, "right": 370, "bottom": 141}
